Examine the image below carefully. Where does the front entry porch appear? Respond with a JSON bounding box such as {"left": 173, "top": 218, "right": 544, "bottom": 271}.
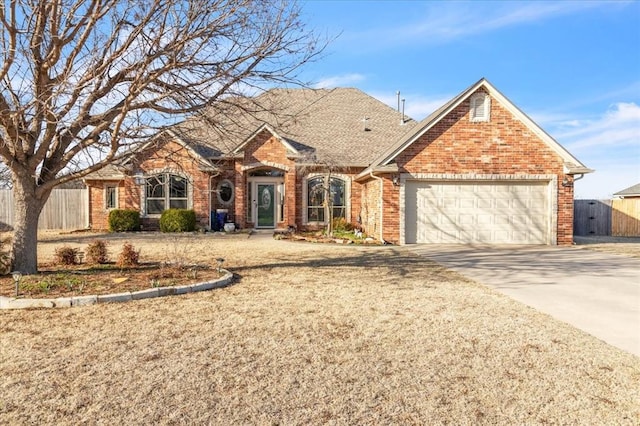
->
{"left": 245, "top": 169, "right": 286, "bottom": 230}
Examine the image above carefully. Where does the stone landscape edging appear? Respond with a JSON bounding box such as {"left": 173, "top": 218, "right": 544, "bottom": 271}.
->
{"left": 0, "top": 269, "right": 233, "bottom": 310}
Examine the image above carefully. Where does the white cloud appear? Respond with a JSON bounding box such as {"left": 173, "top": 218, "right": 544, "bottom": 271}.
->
{"left": 543, "top": 102, "right": 640, "bottom": 199}
{"left": 313, "top": 73, "right": 366, "bottom": 88}
{"left": 557, "top": 102, "right": 640, "bottom": 150}
{"left": 351, "top": 1, "right": 610, "bottom": 46}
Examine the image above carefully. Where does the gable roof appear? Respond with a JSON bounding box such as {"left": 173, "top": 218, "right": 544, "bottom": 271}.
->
{"left": 231, "top": 123, "right": 301, "bottom": 157}
{"left": 614, "top": 183, "right": 640, "bottom": 197}
{"left": 171, "top": 88, "right": 417, "bottom": 167}
{"left": 358, "top": 78, "right": 592, "bottom": 178}
{"left": 84, "top": 131, "right": 219, "bottom": 180}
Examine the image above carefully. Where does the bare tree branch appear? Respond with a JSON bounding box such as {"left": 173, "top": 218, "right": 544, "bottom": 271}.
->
{"left": 0, "top": 0, "right": 325, "bottom": 273}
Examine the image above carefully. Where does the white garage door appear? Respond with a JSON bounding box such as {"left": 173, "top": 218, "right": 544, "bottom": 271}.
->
{"left": 405, "top": 181, "right": 550, "bottom": 244}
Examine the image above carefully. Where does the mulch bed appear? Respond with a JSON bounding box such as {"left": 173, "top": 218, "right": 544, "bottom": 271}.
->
{"left": 0, "top": 262, "right": 220, "bottom": 298}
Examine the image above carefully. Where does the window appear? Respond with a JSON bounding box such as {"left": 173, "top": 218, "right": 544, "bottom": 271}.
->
{"left": 307, "top": 176, "right": 346, "bottom": 223}
{"left": 216, "top": 179, "right": 234, "bottom": 206}
{"left": 145, "top": 173, "right": 189, "bottom": 215}
{"left": 105, "top": 185, "right": 117, "bottom": 209}
{"left": 470, "top": 92, "right": 490, "bottom": 122}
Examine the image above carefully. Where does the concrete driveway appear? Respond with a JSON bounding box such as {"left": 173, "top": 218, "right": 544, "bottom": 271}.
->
{"left": 410, "top": 245, "right": 640, "bottom": 357}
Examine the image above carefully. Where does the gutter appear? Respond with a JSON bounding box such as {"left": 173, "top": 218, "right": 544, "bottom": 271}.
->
{"left": 369, "top": 171, "right": 385, "bottom": 243}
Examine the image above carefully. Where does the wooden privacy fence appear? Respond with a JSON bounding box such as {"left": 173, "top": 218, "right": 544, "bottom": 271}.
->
{"left": 574, "top": 199, "right": 640, "bottom": 237}
{"left": 0, "top": 188, "right": 88, "bottom": 230}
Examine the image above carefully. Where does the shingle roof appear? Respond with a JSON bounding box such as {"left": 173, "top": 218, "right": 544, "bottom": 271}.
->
{"left": 173, "top": 88, "right": 417, "bottom": 166}
{"left": 83, "top": 164, "right": 127, "bottom": 180}
{"left": 614, "top": 183, "right": 640, "bottom": 197}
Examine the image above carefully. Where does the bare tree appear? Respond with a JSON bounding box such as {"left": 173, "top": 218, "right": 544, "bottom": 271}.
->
{"left": 298, "top": 153, "right": 348, "bottom": 237}
{"left": 0, "top": 0, "right": 322, "bottom": 273}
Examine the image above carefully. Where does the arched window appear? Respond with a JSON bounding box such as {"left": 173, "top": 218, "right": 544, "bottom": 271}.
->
{"left": 146, "top": 173, "right": 189, "bottom": 214}
{"left": 307, "top": 176, "right": 346, "bottom": 223}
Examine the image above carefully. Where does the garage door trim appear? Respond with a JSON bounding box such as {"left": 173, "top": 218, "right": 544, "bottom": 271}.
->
{"left": 399, "top": 173, "right": 557, "bottom": 245}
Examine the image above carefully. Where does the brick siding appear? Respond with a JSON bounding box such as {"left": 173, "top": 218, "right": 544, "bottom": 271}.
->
{"left": 86, "top": 87, "right": 575, "bottom": 244}
{"left": 380, "top": 88, "right": 574, "bottom": 245}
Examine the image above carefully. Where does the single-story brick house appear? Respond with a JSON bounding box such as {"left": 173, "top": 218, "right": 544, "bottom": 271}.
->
{"left": 84, "top": 78, "right": 592, "bottom": 245}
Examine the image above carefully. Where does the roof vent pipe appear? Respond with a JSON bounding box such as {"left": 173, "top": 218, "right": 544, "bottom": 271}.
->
{"left": 401, "top": 98, "right": 406, "bottom": 125}
{"left": 396, "top": 91, "right": 400, "bottom": 112}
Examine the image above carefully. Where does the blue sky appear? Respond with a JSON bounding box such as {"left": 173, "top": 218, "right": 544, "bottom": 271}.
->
{"left": 298, "top": 0, "right": 640, "bottom": 199}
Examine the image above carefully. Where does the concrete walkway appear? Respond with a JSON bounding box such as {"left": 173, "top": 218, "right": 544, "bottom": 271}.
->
{"left": 410, "top": 245, "right": 640, "bottom": 357}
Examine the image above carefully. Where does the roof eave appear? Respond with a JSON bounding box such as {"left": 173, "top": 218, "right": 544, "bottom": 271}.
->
{"left": 355, "top": 163, "right": 399, "bottom": 181}
{"left": 563, "top": 163, "right": 595, "bottom": 175}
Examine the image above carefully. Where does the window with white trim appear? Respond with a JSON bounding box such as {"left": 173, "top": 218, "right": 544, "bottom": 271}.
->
{"left": 216, "top": 179, "right": 234, "bottom": 206}
{"left": 105, "top": 185, "right": 117, "bottom": 209}
{"left": 145, "top": 173, "right": 189, "bottom": 214}
{"left": 470, "top": 92, "right": 490, "bottom": 122}
{"left": 307, "top": 176, "right": 347, "bottom": 223}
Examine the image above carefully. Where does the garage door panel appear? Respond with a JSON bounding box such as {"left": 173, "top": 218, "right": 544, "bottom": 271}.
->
{"left": 495, "top": 199, "right": 511, "bottom": 209}
{"left": 406, "top": 180, "right": 550, "bottom": 244}
{"left": 459, "top": 198, "right": 475, "bottom": 208}
{"left": 495, "top": 215, "right": 510, "bottom": 225}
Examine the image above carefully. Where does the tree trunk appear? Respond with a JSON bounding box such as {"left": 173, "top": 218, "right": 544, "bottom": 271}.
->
{"left": 11, "top": 176, "right": 49, "bottom": 275}
{"left": 324, "top": 174, "right": 333, "bottom": 237}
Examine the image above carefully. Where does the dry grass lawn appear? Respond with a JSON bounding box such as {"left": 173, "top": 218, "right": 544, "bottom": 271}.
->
{"left": 1, "top": 232, "right": 639, "bottom": 424}
{"left": 574, "top": 236, "right": 640, "bottom": 259}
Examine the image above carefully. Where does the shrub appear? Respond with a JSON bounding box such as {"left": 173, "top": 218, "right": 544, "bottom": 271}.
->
{"left": 108, "top": 209, "right": 141, "bottom": 232}
{"left": 332, "top": 217, "right": 355, "bottom": 233}
{"left": 85, "top": 240, "right": 109, "bottom": 264}
{"left": 117, "top": 242, "right": 140, "bottom": 268}
{"left": 159, "top": 209, "right": 196, "bottom": 232}
{"left": 54, "top": 246, "right": 78, "bottom": 265}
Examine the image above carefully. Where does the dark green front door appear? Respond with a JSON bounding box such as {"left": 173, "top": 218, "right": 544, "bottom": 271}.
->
{"left": 257, "top": 183, "right": 275, "bottom": 228}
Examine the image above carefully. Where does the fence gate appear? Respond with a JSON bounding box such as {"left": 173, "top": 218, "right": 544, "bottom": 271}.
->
{"left": 573, "top": 200, "right": 612, "bottom": 236}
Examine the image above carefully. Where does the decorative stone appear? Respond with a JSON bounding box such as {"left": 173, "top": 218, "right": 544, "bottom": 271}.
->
{"left": 157, "top": 287, "right": 177, "bottom": 297}
{"left": 131, "top": 288, "right": 159, "bottom": 300}
{"left": 71, "top": 295, "right": 98, "bottom": 307}
{"left": 97, "top": 292, "right": 132, "bottom": 304}
{"left": 8, "top": 298, "right": 55, "bottom": 309}
{"left": 53, "top": 298, "right": 72, "bottom": 308}
{"left": 191, "top": 282, "right": 216, "bottom": 292}
{"left": 174, "top": 285, "right": 193, "bottom": 295}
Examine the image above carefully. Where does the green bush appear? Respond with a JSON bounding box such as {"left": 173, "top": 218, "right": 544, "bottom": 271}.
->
{"left": 159, "top": 209, "right": 196, "bottom": 232}
{"left": 108, "top": 209, "right": 141, "bottom": 232}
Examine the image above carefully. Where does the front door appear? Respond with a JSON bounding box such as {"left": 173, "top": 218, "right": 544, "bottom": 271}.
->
{"left": 257, "top": 183, "right": 275, "bottom": 228}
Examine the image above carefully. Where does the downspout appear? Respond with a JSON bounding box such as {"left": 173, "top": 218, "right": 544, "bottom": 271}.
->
{"left": 369, "top": 171, "right": 385, "bottom": 243}
{"left": 209, "top": 175, "right": 214, "bottom": 230}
